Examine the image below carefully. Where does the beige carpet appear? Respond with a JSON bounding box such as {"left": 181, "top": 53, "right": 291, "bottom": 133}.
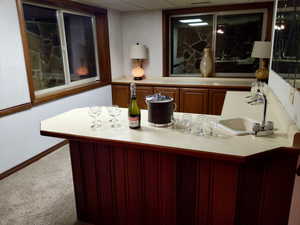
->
{"left": 0, "top": 145, "right": 88, "bottom": 225}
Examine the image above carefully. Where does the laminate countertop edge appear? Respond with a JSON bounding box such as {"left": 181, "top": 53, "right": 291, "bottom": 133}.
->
{"left": 112, "top": 76, "right": 254, "bottom": 89}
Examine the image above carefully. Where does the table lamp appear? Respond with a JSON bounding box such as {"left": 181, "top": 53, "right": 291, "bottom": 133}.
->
{"left": 251, "top": 41, "right": 271, "bottom": 81}
{"left": 130, "top": 43, "right": 148, "bottom": 80}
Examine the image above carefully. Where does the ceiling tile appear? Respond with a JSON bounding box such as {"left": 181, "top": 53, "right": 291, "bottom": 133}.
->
{"left": 73, "top": 0, "right": 144, "bottom": 11}
{"left": 73, "top": 0, "right": 273, "bottom": 11}
{"left": 125, "top": 0, "right": 175, "bottom": 10}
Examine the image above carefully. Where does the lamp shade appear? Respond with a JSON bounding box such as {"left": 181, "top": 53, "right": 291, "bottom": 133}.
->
{"left": 251, "top": 41, "right": 271, "bottom": 59}
{"left": 130, "top": 43, "right": 148, "bottom": 59}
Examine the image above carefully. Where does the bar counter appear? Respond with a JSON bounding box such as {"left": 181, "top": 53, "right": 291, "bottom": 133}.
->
{"left": 40, "top": 92, "right": 300, "bottom": 225}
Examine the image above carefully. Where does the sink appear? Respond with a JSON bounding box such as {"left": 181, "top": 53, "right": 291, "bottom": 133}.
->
{"left": 217, "top": 117, "right": 258, "bottom": 136}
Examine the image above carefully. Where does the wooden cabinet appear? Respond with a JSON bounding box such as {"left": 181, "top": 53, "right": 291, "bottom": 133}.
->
{"left": 112, "top": 84, "right": 249, "bottom": 114}
{"left": 112, "top": 85, "right": 129, "bottom": 107}
{"left": 112, "top": 85, "right": 153, "bottom": 109}
{"left": 153, "top": 87, "right": 180, "bottom": 111}
{"left": 209, "top": 89, "right": 227, "bottom": 115}
{"left": 180, "top": 88, "right": 209, "bottom": 114}
{"left": 136, "top": 86, "right": 154, "bottom": 109}
{"left": 67, "top": 140, "right": 298, "bottom": 225}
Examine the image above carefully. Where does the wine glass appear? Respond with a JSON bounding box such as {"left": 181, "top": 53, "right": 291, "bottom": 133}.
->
{"left": 182, "top": 113, "right": 193, "bottom": 134}
{"left": 107, "top": 105, "right": 120, "bottom": 128}
{"left": 88, "top": 106, "right": 103, "bottom": 128}
{"left": 191, "top": 115, "right": 206, "bottom": 136}
{"left": 114, "top": 107, "right": 122, "bottom": 128}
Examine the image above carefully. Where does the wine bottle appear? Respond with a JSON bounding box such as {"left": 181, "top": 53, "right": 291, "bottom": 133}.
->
{"left": 128, "top": 83, "right": 141, "bottom": 129}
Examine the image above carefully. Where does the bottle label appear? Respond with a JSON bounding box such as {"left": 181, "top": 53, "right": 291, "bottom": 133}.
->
{"left": 129, "top": 116, "right": 140, "bottom": 128}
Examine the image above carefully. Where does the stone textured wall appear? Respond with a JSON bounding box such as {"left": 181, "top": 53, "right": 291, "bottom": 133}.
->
{"left": 175, "top": 26, "right": 212, "bottom": 73}
{"left": 26, "top": 21, "right": 65, "bottom": 91}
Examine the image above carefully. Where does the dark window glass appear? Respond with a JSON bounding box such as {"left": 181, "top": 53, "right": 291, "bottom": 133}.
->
{"left": 215, "top": 13, "right": 264, "bottom": 74}
{"left": 23, "top": 4, "right": 65, "bottom": 91}
{"left": 171, "top": 15, "right": 214, "bottom": 74}
{"left": 272, "top": 0, "right": 300, "bottom": 80}
{"left": 64, "top": 13, "right": 98, "bottom": 82}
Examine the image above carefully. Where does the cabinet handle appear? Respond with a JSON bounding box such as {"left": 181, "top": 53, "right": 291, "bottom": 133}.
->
{"left": 297, "top": 166, "right": 300, "bottom": 176}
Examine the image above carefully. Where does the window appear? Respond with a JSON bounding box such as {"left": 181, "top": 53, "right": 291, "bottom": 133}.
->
{"left": 24, "top": 4, "right": 65, "bottom": 91}
{"left": 272, "top": 5, "right": 300, "bottom": 80}
{"left": 215, "top": 13, "right": 264, "bottom": 75}
{"left": 23, "top": 3, "right": 100, "bottom": 96}
{"left": 171, "top": 15, "right": 214, "bottom": 74}
{"left": 164, "top": 3, "right": 272, "bottom": 77}
{"left": 63, "top": 13, "right": 98, "bottom": 82}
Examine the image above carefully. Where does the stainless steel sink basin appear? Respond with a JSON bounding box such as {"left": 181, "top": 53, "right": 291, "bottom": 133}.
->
{"left": 217, "top": 117, "right": 258, "bottom": 136}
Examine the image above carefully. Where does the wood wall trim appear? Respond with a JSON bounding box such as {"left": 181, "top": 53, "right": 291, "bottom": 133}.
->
{"left": 162, "top": 2, "right": 274, "bottom": 77}
{"left": 0, "top": 103, "right": 32, "bottom": 118}
{"left": 16, "top": 0, "right": 111, "bottom": 106}
{"left": 0, "top": 80, "right": 109, "bottom": 116}
{"left": 0, "top": 140, "right": 68, "bottom": 181}
{"left": 95, "top": 13, "right": 112, "bottom": 84}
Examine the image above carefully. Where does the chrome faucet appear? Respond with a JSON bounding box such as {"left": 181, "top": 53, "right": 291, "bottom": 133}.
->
{"left": 247, "top": 91, "right": 274, "bottom": 136}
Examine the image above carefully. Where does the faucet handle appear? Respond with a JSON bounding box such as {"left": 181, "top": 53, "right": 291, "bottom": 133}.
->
{"left": 265, "top": 121, "right": 274, "bottom": 131}
{"left": 252, "top": 122, "right": 261, "bottom": 133}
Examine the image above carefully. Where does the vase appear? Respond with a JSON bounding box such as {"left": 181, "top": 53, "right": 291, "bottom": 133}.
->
{"left": 200, "top": 48, "right": 213, "bottom": 77}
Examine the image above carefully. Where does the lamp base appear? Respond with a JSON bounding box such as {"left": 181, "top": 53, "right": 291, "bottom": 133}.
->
{"left": 134, "top": 76, "right": 144, "bottom": 80}
{"left": 255, "top": 59, "right": 269, "bottom": 82}
{"left": 255, "top": 68, "right": 269, "bottom": 82}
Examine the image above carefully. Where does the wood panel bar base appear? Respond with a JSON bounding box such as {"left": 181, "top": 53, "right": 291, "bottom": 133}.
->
{"left": 69, "top": 140, "right": 298, "bottom": 225}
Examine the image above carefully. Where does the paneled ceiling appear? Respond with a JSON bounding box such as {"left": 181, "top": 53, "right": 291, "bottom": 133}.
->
{"left": 73, "top": 0, "right": 273, "bottom": 11}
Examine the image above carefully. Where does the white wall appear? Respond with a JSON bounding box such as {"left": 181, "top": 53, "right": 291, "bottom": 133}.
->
{"left": 108, "top": 9, "right": 124, "bottom": 79}
{"left": 0, "top": 86, "right": 112, "bottom": 173}
{"left": 0, "top": 2, "right": 126, "bottom": 173}
{"left": 0, "top": 0, "right": 30, "bottom": 110}
{"left": 121, "top": 10, "right": 163, "bottom": 77}
{"left": 269, "top": 72, "right": 300, "bottom": 128}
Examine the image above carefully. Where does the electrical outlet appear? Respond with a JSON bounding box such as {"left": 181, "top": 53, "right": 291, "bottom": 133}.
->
{"left": 289, "top": 87, "right": 296, "bottom": 105}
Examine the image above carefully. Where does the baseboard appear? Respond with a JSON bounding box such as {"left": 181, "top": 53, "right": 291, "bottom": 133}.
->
{"left": 0, "top": 140, "right": 69, "bottom": 181}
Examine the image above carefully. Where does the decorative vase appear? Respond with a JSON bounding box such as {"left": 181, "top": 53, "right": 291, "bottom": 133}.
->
{"left": 200, "top": 48, "right": 213, "bottom": 77}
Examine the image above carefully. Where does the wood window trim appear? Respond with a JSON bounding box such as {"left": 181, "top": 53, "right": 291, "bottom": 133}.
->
{"left": 16, "top": 0, "right": 112, "bottom": 106}
{"left": 0, "top": 103, "right": 32, "bottom": 118}
{"left": 162, "top": 2, "right": 274, "bottom": 77}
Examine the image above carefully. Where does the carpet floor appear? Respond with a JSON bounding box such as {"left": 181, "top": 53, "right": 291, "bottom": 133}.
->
{"left": 0, "top": 145, "right": 88, "bottom": 225}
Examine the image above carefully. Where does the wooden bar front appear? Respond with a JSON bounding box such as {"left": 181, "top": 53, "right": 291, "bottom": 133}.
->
{"left": 68, "top": 140, "right": 298, "bottom": 225}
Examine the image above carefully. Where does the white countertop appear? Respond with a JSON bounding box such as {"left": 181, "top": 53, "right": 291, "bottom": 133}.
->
{"left": 112, "top": 76, "right": 254, "bottom": 87}
{"left": 40, "top": 92, "right": 293, "bottom": 160}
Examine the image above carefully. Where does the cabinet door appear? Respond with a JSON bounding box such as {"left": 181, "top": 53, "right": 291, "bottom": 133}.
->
{"left": 112, "top": 85, "right": 130, "bottom": 108}
{"left": 180, "top": 88, "right": 209, "bottom": 114}
{"left": 153, "top": 87, "right": 180, "bottom": 111}
{"left": 209, "top": 89, "right": 227, "bottom": 115}
{"left": 136, "top": 86, "right": 154, "bottom": 109}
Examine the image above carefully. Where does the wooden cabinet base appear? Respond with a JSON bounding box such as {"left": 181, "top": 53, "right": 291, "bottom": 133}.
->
{"left": 112, "top": 84, "right": 250, "bottom": 115}
{"left": 69, "top": 140, "right": 297, "bottom": 225}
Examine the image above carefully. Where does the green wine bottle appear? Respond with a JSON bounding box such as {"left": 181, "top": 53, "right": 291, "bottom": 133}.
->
{"left": 128, "top": 83, "right": 141, "bottom": 129}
